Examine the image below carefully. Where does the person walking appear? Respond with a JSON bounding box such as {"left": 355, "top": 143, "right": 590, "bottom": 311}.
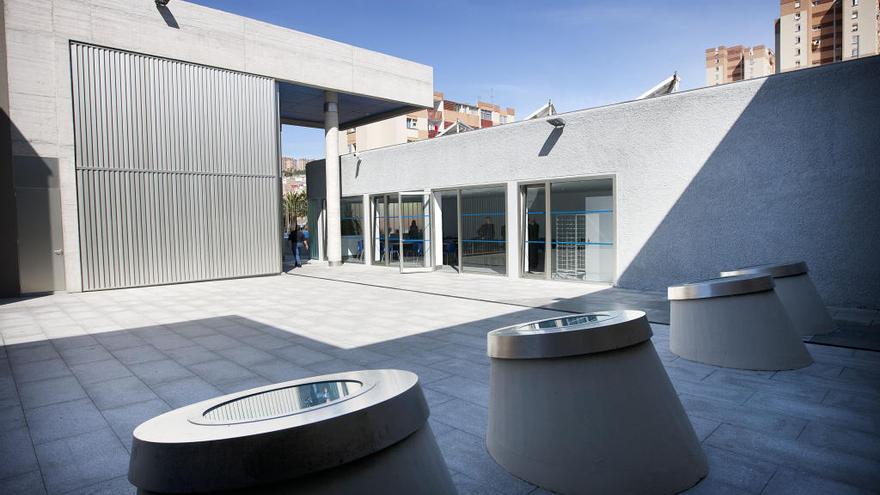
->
{"left": 293, "top": 225, "right": 308, "bottom": 268}
{"left": 287, "top": 225, "right": 297, "bottom": 258}
{"left": 302, "top": 225, "right": 311, "bottom": 261}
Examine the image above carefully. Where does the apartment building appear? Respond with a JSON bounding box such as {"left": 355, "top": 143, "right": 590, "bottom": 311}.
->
{"left": 343, "top": 91, "right": 515, "bottom": 152}
{"left": 705, "top": 45, "right": 776, "bottom": 85}
{"left": 777, "top": 0, "right": 880, "bottom": 72}
{"left": 282, "top": 157, "right": 313, "bottom": 174}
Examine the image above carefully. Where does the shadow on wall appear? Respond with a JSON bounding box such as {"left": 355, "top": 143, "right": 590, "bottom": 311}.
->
{"left": 156, "top": 4, "right": 180, "bottom": 29}
{"left": 617, "top": 60, "right": 880, "bottom": 308}
{"left": 4, "top": 113, "right": 65, "bottom": 296}
{"left": 539, "top": 127, "right": 563, "bottom": 157}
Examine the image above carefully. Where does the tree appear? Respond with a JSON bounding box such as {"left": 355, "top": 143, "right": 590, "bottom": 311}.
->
{"left": 282, "top": 190, "right": 308, "bottom": 232}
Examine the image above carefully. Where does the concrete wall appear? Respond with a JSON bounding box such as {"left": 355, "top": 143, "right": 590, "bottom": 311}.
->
{"left": 0, "top": 2, "right": 20, "bottom": 297}
{"left": 336, "top": 57, "right": 880, "bottom": 307}
{"left": 2, "top": 0, "right": 432, "bottom": 293}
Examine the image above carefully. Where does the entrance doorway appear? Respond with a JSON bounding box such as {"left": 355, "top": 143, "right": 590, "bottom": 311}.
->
{"left": 438, "top": 190, "right": 459, "bottom": 272}
{"left": 370, "top": 192, "right": 434, "bottom": 272}
{"left": 397, "top": 192, "right": 433, "bottom": 273}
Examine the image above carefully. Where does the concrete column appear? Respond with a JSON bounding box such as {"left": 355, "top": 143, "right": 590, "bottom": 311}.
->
{"left": 506, "top": 181, "right": 520, "bottom": 279}
{"left": 324, "top": 91, "right": 342, "bottom": 266}
{"left": 362, "top": 194, "right": 372, "bottom": 266}
{"left": 317, "top": 204, "right": 326, "bottom": 262}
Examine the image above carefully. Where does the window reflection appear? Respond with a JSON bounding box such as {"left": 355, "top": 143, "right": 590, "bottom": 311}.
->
{"left": 461, "top": 186, "right": 506, "bottom": 275}
{"left": 202, "top": 380, "right": 363, "bottom": 424}
{"left": 340, "top": 197, "right": 363, "bottom": 263}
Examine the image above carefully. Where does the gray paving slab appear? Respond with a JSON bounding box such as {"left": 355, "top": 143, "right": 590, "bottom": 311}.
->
{"left": 11, "top": 358, "right": 72, "bottom": 384}
{"left": 160, "top": 345, "right": 221, "bottom": 366}
{"left": 436, "top": 427, "right": 536, "bottom": 495}
{"left": 450, "top": 471, "right": 506, "bottom": 495}
{"left": 7, "top": 342, "right": 60, "bottom": 366}
{"left": 34, "top": 428, "right": 129, "bottom": 495}
{"left": 215, "top": 346, "right": 276, "bottom": 367}
{"left": 18, "top": 376, "right": 87, "bottom": 410}
{"left": 700, "top": 445, "right": 777, "bottom": 493}
{"left": 24, "top": 398, "right": 108, "bottom": 445}
{"left": 0, "top": 426, "right": 39, "bottom": 479}
{"left": 110, "top": 345, "right": 167, "bottom": 366}
{"left": 82, "top": 376, "right": 158, "bottom": 411}
{"left": 128, "top": 359, "right": 194, "bottom": 386}
{"left": 48, "top": 335, "right": 98, "bottom": 352}
{"left": 431, "top": 398, "right": 489, "bottom": 439}
{"left": 684, "top": 478, "right": 752, "bottom": 495}
{"left": 57, "top": 345, "right": 114, "bottom": 366}
{"left": 62, "top": 475, "right": 137, "bottom": 495}
{"left": 0, "top": 470, "right": 47, "bottom": 495}
{"left": 705, "top": 423, "right": 880, "bottom": 491}
{"left": 269, "top": 344, "right": 335, "bottom": 366}
{"left": 745, "top": 391, "right": 879, "bottom": 434}
{"left": 150, "top": 376, "right": 222, "bottom": 409}
{"left": 797, "top": 422, "right": 880, "bottom": 460}
{"left": 190, "top": 334, "right": 242, "bottom": 351}
{"left": 92, "top": 333, "right": 146, "bottom": 351}
{"left": 188, "top": 359, "right": 260, "bottom": 386}
{"left": 101, "top": 399, "right": 171, "bottom": 451}
{"left": 250, "top": 360, "right": 316, "bottom": 383}
{"left": 422, "top": 386, "right": 456, "bottom": 409}
{"left": 70, "top": 358, "right": 133, "bottom": 385}
{"left": 425, "top": 375, "right": 490, "bottom": 406}
{"left": 761, "top": 468, "right": 873, "bottom": 495}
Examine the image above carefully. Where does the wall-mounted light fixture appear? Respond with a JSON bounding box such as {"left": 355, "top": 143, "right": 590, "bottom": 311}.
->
{"left": 547, "top": 117, "right": 565, "bottom": 128}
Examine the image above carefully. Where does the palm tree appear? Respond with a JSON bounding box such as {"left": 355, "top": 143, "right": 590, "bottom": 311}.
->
{"left": 282, "top": 190, "right": 308, "bottom": 232}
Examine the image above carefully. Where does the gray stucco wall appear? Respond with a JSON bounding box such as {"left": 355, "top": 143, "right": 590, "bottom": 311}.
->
{"left": 337, "top": 56, "right": 880, "bottom": 307}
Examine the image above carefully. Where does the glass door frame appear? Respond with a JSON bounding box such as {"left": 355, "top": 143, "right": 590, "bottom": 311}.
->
{"left": 434, "top": 187, "right": 463, "bottom": 274}
{"left": 518, "top": 175, "right": 617, "bottom": 283}
{"left": 520, "top": 181, "right": 552, "bottom": 280}
{"left": 398, "top": 191, "right": 435, "bottom": 273}
{"left": 371, "top": 193, "right": 389, "bottom": 266}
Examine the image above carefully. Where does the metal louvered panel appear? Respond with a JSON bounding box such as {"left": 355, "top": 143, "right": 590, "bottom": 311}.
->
{"left": 70, "top": 43, "right": 280, "bottom": 291}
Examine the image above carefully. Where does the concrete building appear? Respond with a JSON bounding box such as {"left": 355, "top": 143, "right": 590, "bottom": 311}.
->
{"left": 308, "top": 56, "right": 880, "bottom": 308}
{"left": 777, "top": 0, "right": 880, "bottom": 72}
{"left": 344, "top": 91, "right": 515, "bottom": 152}
{"left": 705, "top": 45, "right": 775, "bottom": 86}
{"left": 0, "top": 0, "right": 432, "bottom": 296}
{"left": 282, "top": 157, "right": 313, "bottom": 174}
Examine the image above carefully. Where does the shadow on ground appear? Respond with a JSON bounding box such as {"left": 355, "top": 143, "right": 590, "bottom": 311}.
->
{"left": 2, "top": 307, "right": 879, "bottom": 495}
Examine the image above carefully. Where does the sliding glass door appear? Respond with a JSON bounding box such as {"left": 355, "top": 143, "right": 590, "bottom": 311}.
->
{"left": 398, "top": 192, "right": 433, "bottom": 273}
{"left": 522, "top": 184, "right": 547, "bottom": 278}
{"left": 340, "top": 197, "right": 364, "bottom": 263}
{"left": 460, "top": 186, "right": 507, "bottom": 275}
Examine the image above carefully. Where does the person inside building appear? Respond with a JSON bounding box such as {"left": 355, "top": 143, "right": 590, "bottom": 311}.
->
{"left": 528, "top": 217, "right": 540, "bottom": 272}
{"left": 478, "top": 216, "right": 495, "bottom": 240}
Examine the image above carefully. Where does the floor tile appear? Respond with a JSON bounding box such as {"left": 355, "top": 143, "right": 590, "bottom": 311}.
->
{"left": 34, "top": 428, "right": 129, "bottom": 495}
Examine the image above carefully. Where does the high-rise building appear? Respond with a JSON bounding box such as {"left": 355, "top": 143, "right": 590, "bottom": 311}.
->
{"left": 777, "top": 0, "right": 880, "bottom": 72}
{"left": 705, "top": 45, "right": 776, "bottom": 86}
{"left": 343, "top": 91, "right": 515, "bottom": 152}
{"left": 281, "top": 157, "right": 313, "bottom": 193}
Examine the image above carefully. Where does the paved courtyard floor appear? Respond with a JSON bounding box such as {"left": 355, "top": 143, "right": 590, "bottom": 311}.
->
{"left": 1, "top": 267, "right": 879, "bottom": 494}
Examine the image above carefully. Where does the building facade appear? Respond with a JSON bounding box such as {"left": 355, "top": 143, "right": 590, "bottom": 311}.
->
{"left": 0, "top": 0, "right": 432, "bottom": 296}
{"left": 344, "top": 91, "right": 515, "bottom": 152}
{"left": 705, "top": 45, "right": 776, "bottom": 86}
{"left": 777, "top": 0, "right": 880, "bottom": 72}
{"left": 309, "top": 56, "right": 880, "bottom": 307}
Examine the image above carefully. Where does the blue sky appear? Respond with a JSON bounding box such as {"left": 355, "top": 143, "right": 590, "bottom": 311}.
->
{"left": 190, "top": 0, "right": 779, "bottom": 157}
